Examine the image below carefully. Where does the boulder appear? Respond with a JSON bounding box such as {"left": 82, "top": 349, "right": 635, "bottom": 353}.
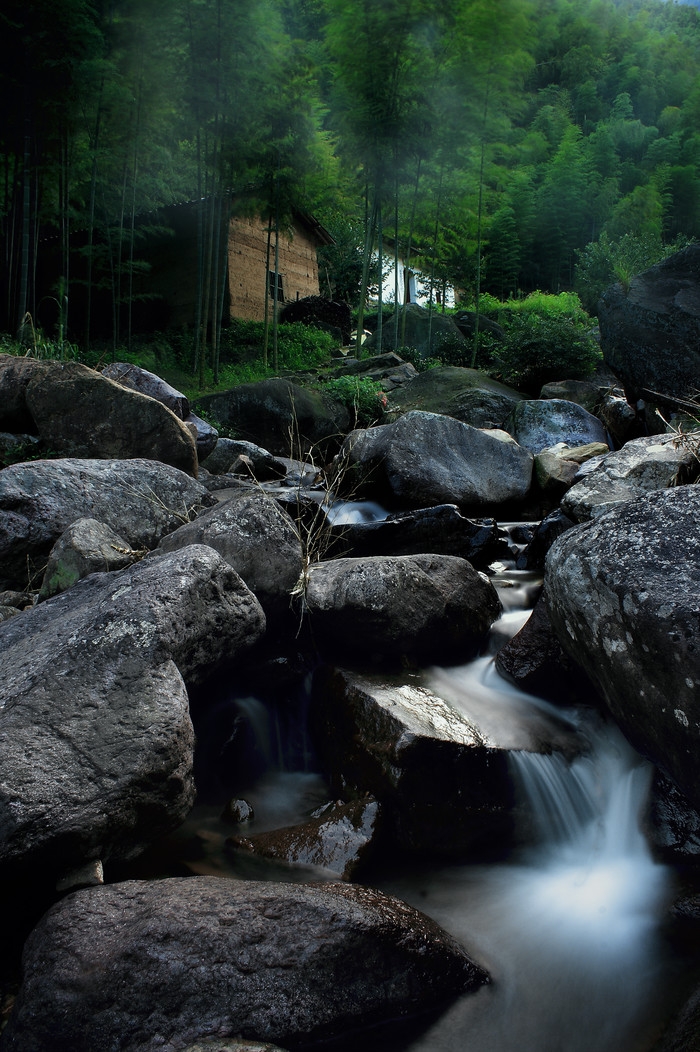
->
{"left": 561, "top": 434, "right": 700, "bottom": 522}
{"left": 516, "top": 507, "right": 576, "bottom": 571}
{"left": 365, "top": 303, "right": 467, "bottom": 360}
{"left": 495, "top": 595, "right": 592, "bottom": 704}
{"left": 310, "top": 665, "right": 581, "bottom": 855}
{"left": 196, "top": 378, "right": 349, "bottom": 457}
{"left": 279, "top": 295, "right": 352, "bottom": 342}
{"left": 38, "top": 517, "right": 139, "bottom": 600}
{"left": 339, "top": 411, "right": 533, "bottom": 512}
{"left": 0, "top": 877, "right": 487, "bottom": 1051}
{"left": 506, "top": 398, "right": 609, "bottom": 455}
{"left": 598, "top": 243, "right": 700, "bottom": 406}
{"left": 227, "top": 796, "right": 381, "bottom": 880}
{"left": 304, "top": 553, "right": 502, "bottom": 666}
{"left": 0, "top": 544, "right": 266, "bottom": 878}
{"left": 539, "top": 379, "right": 603, "bottom": 414}
{"left": 388, "top": 366, "right": 524, "bottom": 429}
{"left": 326, "top": 504, "right": 505, "bottom": 568}
{"left": 202, "top": 438, "right": 287, "bottom": 480}
{"left": 102, "top": 361, "right": 190, "bottom": 418}
{"left": 24, "top": 360, "right": 198, "bottom": 474}
{"left": 597, "top": 392, "right": 640, "bottom": 445}
{"left": 326, "top": 351, "right": 417, "bottom": 391}
{"left": 546, "top": 485, "right": 700, "bottom": 812}
{"left": 0, "top": 457, "right": 212, "bottom": 592}
{"left": 157, "top": 490, "right": 303, "bottom": 620}
{"left": 0, "top": 354, "right": 51, "bottom": 432}
{"left": 185, "top": 411, "right": 218, "bottom": 461}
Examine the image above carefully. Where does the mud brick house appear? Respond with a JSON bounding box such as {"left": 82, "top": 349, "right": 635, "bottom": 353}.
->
{"left": 141, "top": 201, "right": 334, "bottom": 330}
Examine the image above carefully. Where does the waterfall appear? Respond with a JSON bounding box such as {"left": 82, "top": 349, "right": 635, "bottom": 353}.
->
{"left": 382, "top": 628, "right": 673, "bottom": 1052}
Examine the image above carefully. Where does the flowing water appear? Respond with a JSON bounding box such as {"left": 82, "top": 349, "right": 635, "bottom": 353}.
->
{"left": 376, "top": 580, "right": 675, "bottom": 1052}
{"left": 149, "top": 541, "right": 678, "bottom": 1050}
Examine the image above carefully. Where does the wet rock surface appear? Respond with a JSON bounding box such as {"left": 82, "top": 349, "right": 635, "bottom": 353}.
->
{"left": 340, "top": 410, "right": 533, "bottom": 512}
{"left": 0, "top": 876, "right": 488, "bottom": 1052}
{"left": 304, "top": 553, "right": 502, "bottom": 665}
{"left": 506, "top": 398, "right": 609, "bottom": 455}
{"left": 0, "top": 545, "right": 265, "bottom": 879}
{"left": 310, "top": 665, "right": 581, "bottom": 855}
{"left": 546, "top": 485, "right": 700, "bottom": 811}
{"left": 157, "top": 489, "right": 303, "bottom": 620}
{"left": 561, "top": 433, "right": 700, "bottom": 521}
{"left": 0, "top": 457, "right": 212, "bottom": 591}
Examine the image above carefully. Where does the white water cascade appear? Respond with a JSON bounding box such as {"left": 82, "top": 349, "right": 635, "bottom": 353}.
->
{"left": 382, "top": 613, "right": 674, "bottom": 1052}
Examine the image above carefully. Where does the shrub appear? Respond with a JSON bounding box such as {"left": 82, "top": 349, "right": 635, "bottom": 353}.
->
{"left": 323, "top": 375, "right": 387, "bottom": 428}
{"left": 489, "top": 311, "right": 601, "bottom": 395}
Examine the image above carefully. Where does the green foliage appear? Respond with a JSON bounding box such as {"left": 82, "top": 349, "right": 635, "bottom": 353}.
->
{"left": 486, "top": 293, "right": 601, "bottom": 394}
{"left": 574, "top": 232, "right": 693, "bottom": 311}
{"left": 323, "top": 375, "right": 387, "bottom": 428}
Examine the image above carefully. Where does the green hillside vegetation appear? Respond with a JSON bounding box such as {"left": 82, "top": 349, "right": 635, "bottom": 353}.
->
{"left": 1, "top": 0, "right": 698, "bottom": 387}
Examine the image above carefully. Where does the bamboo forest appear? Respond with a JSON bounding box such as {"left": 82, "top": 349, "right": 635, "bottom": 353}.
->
{"left": 2, "top": 0, "right": 700, "bottom": 368}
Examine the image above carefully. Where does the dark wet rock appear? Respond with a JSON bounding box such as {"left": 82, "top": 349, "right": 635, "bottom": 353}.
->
{"left": 181, "top": 1042, "right": 288, "bottom": 1052}
{"left": 227, "top": 796, "right": 381, "bottom": 879}
{"left": 0, "top": 545, "right": 265, "bottom": 880}
{"left": 24, "top": 360, "right": 198, "bottom": 475}
{"left": 310, "top": 666, "right": 582, "bottom": 856}
{"left": 546, "top": 485, "right": 700, "bottom": 812}
{"left": 560, "top": 434, "right": 700, "bottom": 522}
{"left": 0, "top": 876, "right": 487, "bottom": 1052}
{"left": 326, "top": 504, "right": 505, "bottom": 568}
{"left": 202, "top": 438, "right": 287, "bottom": 480}
{"left": 304, "top": 553, "right": 502, "bottom": 666}
{"left": 0, "top": 457, "right": 212, "bottom": 592}
{"left": 649, "top": 769, "right": 700, "bottom": 862}
{"left": 38, "top": 517, "right": 139, "bottom": 601}
{"left": 221, "top": 798, "right": 255, "bottom": 825}
{"left": 102, "top": 361, "right": 190, "bottom": 418}
{"left": 598, "top": 243, "right": 700, "bottom": 407}
{"left": 453, "top": 310, "right": 505, "bottom": 343}
{"left": 387, "top": 366, "right": 524, "bottom": 429}
{"left": 506, "top": 398, "right": 609, "bottom": 455}
{"left": 185, "top": 411, "right": 218, "bottom": 461}
{"left": 598, "top": 392, "right": 640, "bottom": 445}
{"left": 157, "top": 489, "right": 303, "bottom": 620}
{"left": 196, "top": 378, "right": 349, "bottom": 457}
{"left": 517, "top": 508, "right": 576, "bottom": 571}
{"left": 339, "top": 411, "right": 533, "bottom": 512}
{"left": 495, "top": 595, "right": 591, "bottom": 704}
{"left": 0, "top": 354, "right": 51, "bottom": 432}
{"left": 539, "top": 379, "right": 603, "bottom": 414}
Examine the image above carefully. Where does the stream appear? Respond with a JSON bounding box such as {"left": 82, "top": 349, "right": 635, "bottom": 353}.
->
{"left": 128, "top": 521, "right": 681, "bottom": 1051}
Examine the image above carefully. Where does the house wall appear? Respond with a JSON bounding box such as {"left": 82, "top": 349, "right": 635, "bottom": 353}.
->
{"left": 227, "top": 215, "right": 322, "bottom": 321}
{"left": 380, "top": 259, "right": 456, "bottom": 309}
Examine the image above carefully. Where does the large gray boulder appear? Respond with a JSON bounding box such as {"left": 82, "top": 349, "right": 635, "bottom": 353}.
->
{"left": 388, "top": 366, "right": 524, "bottom": 429}
{"left": 546, "top": 485, "right": 700, "bottom": 812}
{"left": 365, "top": 303, "right": 467, "bottom": 361}
{"left": 0, "top": 545, "right": 266, "bottom": 878}
{"left": 38, "top": 517, "right": 139, "bottom": 600}
{"left": 0, "top": 877, "right": 487, "bottom": 1051}
{"left": 0, "top": 354, "right": 51, "bottom": 432}
{"left": 196, "top": 378, "right": 349, "bottom": 457}
{"left": 22, "top": 360, "right": 198, "bottom": 474}
{"left": 311, "top": 665, "right": 581, "bottom": 854}
{"left": 102, "top": 361, "right": 190, "bottom": 418}
{"left": 304, "top": 553, "right": 502, "bottom": 665}
{"left": 561, "top": 434, "right": 700, "bottom": 522}
{"left": 339, "top": 411, "right": 533, "bottom": 512}
{"left": 598, "top": 243, "right": 700, "bottom": 406}
{"left": 0, "top": 457, "right": 212, "bottom": 592}
{"left": 506, "top": 398, "right": 609, "bottom": 455}
{"left": 157, "top": 490, "right": 304, "bottom": 620}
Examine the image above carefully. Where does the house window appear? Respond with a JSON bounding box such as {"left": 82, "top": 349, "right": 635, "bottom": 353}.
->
{"left": 268, "top": 270, "right": 285, "bottom": 302}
